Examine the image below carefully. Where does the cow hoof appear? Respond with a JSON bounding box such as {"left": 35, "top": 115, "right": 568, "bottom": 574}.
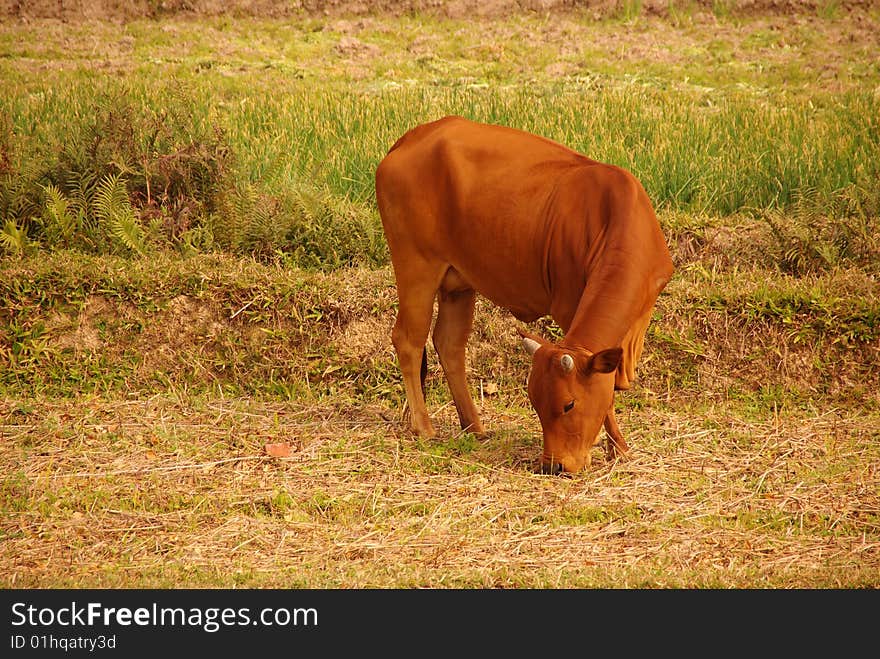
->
{"left": 463, "top": 422, "right": 486, "bottom": 436}
{"left": 409, "top": 420, "right": 437, "bottom": 439}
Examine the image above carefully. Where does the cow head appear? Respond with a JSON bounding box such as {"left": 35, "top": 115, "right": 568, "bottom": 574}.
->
{"left": 519, "top": 329, "right": 622, "bottom": 474}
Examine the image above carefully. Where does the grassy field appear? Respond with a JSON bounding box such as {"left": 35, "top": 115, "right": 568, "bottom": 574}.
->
{"left": 1, "top": 3, "right": 879, "bottom": 587}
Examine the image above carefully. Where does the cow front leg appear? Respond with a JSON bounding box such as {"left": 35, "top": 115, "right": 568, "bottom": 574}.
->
{"left": 433, "top": 287, "right": 485, "bottom": 435}
{"left": 603, "top": 401, "right": 630, "bottom": 461}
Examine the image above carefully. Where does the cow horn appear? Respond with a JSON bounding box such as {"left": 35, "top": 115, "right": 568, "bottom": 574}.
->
{"left": 560, "top": 353, "right": 574, "bottom": 373}
{"left": 522, "top": 337, "right": 541, "bottom": 356}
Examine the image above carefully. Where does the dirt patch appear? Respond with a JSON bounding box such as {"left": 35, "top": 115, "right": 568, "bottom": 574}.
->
{"left": 43, "top": 293, "right": 229, "bottom": 368}
{"left": 137, "top": 294, "right": 227, "bottom": 370}
{"left": 335, "top": 34, "right": 381, "bottom": 58}
{"left": 333, "top": 316, "right": 394, "bottom": 362}
{"left": 46, "top": 295, "right": 140, "bottom": 354}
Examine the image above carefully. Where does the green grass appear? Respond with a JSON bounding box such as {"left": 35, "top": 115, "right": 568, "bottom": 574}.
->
{"left": 2, "top": 12, "right": 878, "bottom": 263}
{"left": 5, "top": 76, "right": 878, "bottom": 218}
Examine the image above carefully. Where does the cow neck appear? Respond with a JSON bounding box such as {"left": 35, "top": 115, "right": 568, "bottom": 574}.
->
{"left": 559, "top": 253, "right": 648, "bottom": 354}
{"left": 544, "top": 174, "right": 653, "bottom": 354}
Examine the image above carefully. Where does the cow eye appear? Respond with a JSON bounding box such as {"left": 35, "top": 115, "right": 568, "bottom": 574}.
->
{"left": 563, "top": 400, "right": 575, "bottom": 414}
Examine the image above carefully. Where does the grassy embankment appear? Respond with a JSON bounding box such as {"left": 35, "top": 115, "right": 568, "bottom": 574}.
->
{"left": 1, "top": 7, "right": 878, "bottom": 587}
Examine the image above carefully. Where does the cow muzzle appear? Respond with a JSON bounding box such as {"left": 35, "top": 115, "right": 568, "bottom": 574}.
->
{"left": 538, "top": 447, "right": 592, "bottom": 475}
{"left": 538, "top": 460, "right": 568, "bottom": 476}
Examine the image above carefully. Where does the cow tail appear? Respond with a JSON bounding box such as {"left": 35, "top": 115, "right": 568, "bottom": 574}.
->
{"left": 419, "top": 348, "right": 428, "bottom": 397}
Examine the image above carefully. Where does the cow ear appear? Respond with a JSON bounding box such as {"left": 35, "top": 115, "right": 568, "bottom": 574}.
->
{"left": 517, "top": 328, "right": 548, "bottom": 357}
{"left": 588, "top": 347, "right": 623, "bottom": 374}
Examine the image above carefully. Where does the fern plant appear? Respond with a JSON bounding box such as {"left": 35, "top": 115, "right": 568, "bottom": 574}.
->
{"left": 93, "top": 173, "right": 147, "bottom": 255}
{"left": 285, "top": 184, "right": 386, "bottom": 270}
{"left": 762, "top": 186, "right": 880, "bottom": 276}
{"left": 0, "top": 218, "right": 31, "bottom": 256}
{"left": 209, "top": 183, "right": 285, "bottom": 257}
{"left": 39, "top": 183, "right": 83, "bottom": 248}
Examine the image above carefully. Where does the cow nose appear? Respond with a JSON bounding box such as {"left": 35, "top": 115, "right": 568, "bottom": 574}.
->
{"left": 539, "top": 461, "right": 565, "bottom": 476}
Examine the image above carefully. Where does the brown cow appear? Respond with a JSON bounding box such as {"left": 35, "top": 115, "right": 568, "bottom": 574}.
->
{"left": 375, "top": 116, "right": 673, "bottom": 474}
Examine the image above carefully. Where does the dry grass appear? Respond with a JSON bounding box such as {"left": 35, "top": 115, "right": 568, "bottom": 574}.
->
{"left": 2, "top": 389, "right": 877, "bottom": 588}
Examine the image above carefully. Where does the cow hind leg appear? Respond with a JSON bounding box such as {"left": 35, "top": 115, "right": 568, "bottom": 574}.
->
{"left": 432, "top": 287, "right": 485, "bottom": 435}
{"left": 603, "top": 400, "right": 630, "bottom": 461}
{"left": 391, "top": 270, "right": 443, "bottom": 438}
